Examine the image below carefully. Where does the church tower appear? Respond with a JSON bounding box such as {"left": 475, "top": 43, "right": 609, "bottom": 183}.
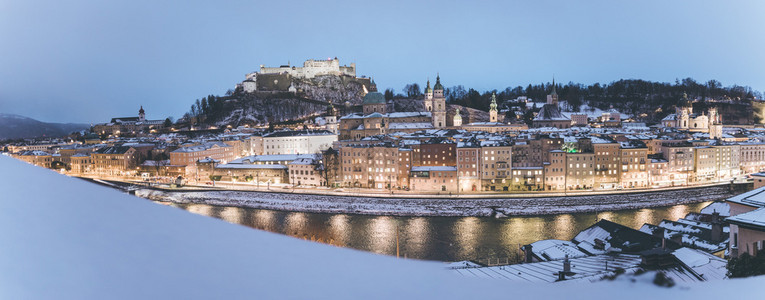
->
{"left": 138, "top": 106, "right": 146, "bottom": 122}
{"left": 453, "top": 108, "right": 463, "bottom": 127}
{"left": 423, "top": 79, "right": 433, "bottom": 112}
{"left": 489, "top": 92, "right": 498, "bottom": 123}
{"left": 325, "top": 102, "right": 339, "bottom": 134}
{"left": 432, "top": 74, "right": 446, "bottom": 128}
{"left": 546, "top": 77, "right": 559, "bottom": 106}
{"left": 708, "top": 107, "right": 722, "bottom": 139}
{"left": 677, "top": 93, "right": 692, "bottom": 129}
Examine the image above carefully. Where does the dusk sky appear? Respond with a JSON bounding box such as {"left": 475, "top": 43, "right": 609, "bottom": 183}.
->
{"left": 1, "top": 0, "right": 764, "bottom": 123}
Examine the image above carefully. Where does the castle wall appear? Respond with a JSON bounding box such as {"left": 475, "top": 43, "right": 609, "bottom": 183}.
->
{"left": 256, "top": 73, "right": 293, "bottom": 91}
{"left": 257, "top": 59, "right": 355, "bottom": 79}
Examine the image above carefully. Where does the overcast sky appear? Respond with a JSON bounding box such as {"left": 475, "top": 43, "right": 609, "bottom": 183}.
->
{"left": 1, "top": 0, "right": 764, "bottom": 123}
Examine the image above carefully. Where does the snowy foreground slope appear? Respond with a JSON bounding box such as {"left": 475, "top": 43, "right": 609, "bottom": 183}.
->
{"left": 0, "top": 156, "right": 763, "bottom": 299}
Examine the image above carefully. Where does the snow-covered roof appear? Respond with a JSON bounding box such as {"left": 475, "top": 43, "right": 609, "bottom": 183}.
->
{"left": 216, "top": 164, "right": 288, "bottom": 170}
{"left": 528, "top": 239, "right": 589, "bottom": 261}
{"left": 726, "top": 207, "right": 765, "bottom": 230}
{"left": 411, "top": 166, "right": 457, "bottom": 172}
{"left": 452, "top": 254, "right": 643, "bottom": 283}
{"left": 700, "top": 202, "right": 730, "bottom": 217}
{"left": 662, "top": 113, "right": 677, "bottom": 121}
{"left": 388, "top": 122, "right": 434, "bottom": 130}
{"left": 289, "top": 157, "right": 316, "bottom": 165}
{"left": 171, "top": 141, "right": 230, "bottom": 153}
{"left": 725, "top": 186, "right": 765, "bottom": 208}
{"left": 230, "top": 154, "right": 314, "bottom": 164}
{"left": 671, "top": 247, "right": 728, "bottom": 281}
{"left": 386, "top": 112, "right": 432, "bottom": 118}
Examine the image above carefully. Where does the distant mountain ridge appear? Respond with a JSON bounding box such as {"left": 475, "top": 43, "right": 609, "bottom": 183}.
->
{"left": 0, "top": 113, "right": 89, "bottom": 140}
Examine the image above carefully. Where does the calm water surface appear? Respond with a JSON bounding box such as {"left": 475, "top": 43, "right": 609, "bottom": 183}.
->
{"left": 167, "top": 201, "right": 711, "bottom": 263}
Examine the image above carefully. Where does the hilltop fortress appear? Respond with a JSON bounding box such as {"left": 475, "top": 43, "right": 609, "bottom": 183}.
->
{"left": 257, "top": 57, "right": 356, "bottom": 79}
{"left": 238, "top": 58, "right": 373, "bottom": 94}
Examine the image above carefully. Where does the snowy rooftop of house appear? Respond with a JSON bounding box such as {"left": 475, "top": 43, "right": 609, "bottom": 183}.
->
{"left": 671, "top": 247, "right": 728, "bottom": 281}
{"left": 726, "top": 208, "right": 765, "bottom": 230}
{"left": 289, "top": 157, "right": 316, "bottom": 165}
{"left": 170, "top": 141, "right": 230, "bottom": 153}
{"left": 215, "top": 163, "right": 288, "bottom": 170}
{"left": 388, "top": 122, "right": 434, "bottom": 130}
{"left": 528, "top": 239, "right": 589, "bottom": 261}
{"left": 725, "top": 186, "right": 765, "bottom": 208}
{"left": 700, "top": 202, "right": 730, "bottom": 217}
{"left": 140, "top": 160, "right": 171, "bottom": 166}
{"left": 17, "top": 150, "right": 51, "bottom": 156}
{"left": 411, "top": 166, "right": 457, "bottom": 172}
{"left": 452, "top": 254, "right": 643, "bottom": 283}
{"left": 230, "top": 154, "right": 314, "bottom": 164}
{"left": 263, "top": 130, "right": 334, "bottom": 137}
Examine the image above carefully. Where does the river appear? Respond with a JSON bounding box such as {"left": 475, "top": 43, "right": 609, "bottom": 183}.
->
{"left": 164, "top": 200, "right": 711, "bottom": 263}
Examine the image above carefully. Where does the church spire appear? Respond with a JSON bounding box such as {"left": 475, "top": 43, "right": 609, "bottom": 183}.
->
{"left": 551, "top": 76, "right": 557, "bottom": 95}
{"left": 433, "top": 73, "right": 443, "bottom": 90}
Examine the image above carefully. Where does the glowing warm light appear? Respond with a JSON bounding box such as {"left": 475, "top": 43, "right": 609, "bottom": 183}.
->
{"left": 328, "top": 214, "right": 350, "bottom": 247}
{"left": 185, "top": 204, "right": 213, "bottom": 217}
{"left": 368, "top": 216, "right": 396, "bottom": 255}
{"left": 220, "top": 206, "right": 243, "bottom": 224}
{"left": 552, "top": 214, "right": 575, "bottom": 240}
{"left": 253, "top": 209, "right": 276, "bottom": 231}
{"left": 404, "top": 217, "right": 430, "bottom": 257}
{"left": 453, "top": 217, "right": 482, "bottom": 258}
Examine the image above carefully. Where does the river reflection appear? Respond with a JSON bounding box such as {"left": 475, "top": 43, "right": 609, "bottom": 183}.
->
{"left": 170, "top": 201, "right": 711, "bottom": 262}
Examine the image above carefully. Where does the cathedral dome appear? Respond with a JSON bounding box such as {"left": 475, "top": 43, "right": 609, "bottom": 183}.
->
{"left": 362, "top": 92, "right": 386, "bottom": 105}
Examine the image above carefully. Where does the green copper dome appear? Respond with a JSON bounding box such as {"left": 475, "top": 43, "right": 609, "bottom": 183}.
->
{"left": 362, "top": 92, "right": 386, "bottom": 105}
{"left": 424, "top": 79, "right": 432, "bottom": 93}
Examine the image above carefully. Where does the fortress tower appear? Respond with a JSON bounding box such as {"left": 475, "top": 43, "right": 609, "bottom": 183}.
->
{"left": 432, "top": 75, "right": 446, "bottom": 128}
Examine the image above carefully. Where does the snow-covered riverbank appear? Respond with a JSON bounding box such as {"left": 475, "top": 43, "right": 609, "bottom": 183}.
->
{"left": 136, "top": 185, "right": 735, "bottom": 217}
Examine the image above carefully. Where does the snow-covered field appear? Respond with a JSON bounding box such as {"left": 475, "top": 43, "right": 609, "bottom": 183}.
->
{"left": 3, "top": 156, "right": 765, "bottom": 299}
{"left": 136, "top": 185, "right": 733, "bottom": 217}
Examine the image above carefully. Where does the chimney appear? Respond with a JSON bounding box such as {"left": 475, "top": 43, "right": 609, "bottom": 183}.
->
{"left": 563, "top": 254, "right": 571, "bottom": 273}
{"left": 711, "top": 212, "right": 723, "bottom": 243}
{"left": 652, "top": 226, "right": 665, "bottom": 239}
{"left": 594, "top": 239, "right": 606, "bottom": 250}
{"left": 522, "top": 244, "right": 534, "bottom": 263}
{"left": 670, "top": 233, "right": 683, "bottom": 246}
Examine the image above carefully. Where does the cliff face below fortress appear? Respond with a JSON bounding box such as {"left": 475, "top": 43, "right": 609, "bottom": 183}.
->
{"left": 209, "top": 75, "right": 375, "bottom": 127}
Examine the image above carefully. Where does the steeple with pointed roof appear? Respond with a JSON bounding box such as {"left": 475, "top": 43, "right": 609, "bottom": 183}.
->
{"left": 546, "top": 77, "right": 559, "bottom": 105}
{"left": 553, "top": 77, "right": 558, "bottom": 93}
{"left": 433, "top": 74, "right": 443, "bottom": 91}
{"left": 489, "top": 93, "right": 498, "bottom": 123}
